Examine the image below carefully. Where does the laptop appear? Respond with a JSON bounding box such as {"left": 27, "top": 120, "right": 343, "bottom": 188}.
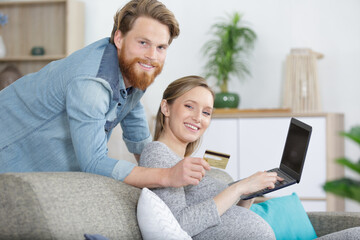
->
{"left": 240, "top": 117, "right": 312, "bottom": 200}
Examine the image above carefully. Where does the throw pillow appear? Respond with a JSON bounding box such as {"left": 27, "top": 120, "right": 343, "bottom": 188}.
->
{"left": 250, "top": 193, "right": 317, "bottom": 240}
{"left": 137, "top": 187, "right": 191, "bottom": 240}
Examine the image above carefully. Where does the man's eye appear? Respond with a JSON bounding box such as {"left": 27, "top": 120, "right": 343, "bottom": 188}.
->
{"left": 158, "top": 45, "right": 167, "bottom": 51}
{"left": 140, "top": 41, "right": 147, "bottom": 46}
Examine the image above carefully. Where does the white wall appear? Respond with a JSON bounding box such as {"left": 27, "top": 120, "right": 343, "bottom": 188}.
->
{"left": 81, "top": 0, "right": 360, "bottom": 211}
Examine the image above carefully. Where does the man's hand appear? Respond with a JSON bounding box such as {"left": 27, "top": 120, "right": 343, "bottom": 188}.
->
{"left": 166, "top": 157, "right": 211, "bottom": 187}
{"left": 123, "top": 157, "right": 210, "bottom": 189}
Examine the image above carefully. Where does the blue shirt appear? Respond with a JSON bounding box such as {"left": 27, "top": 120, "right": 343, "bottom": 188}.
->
{"left": 0, "top": 38, "right": 152, "bottom": 181}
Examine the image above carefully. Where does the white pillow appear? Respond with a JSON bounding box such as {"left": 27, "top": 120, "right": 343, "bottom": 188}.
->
{"left": 137, "top": 187, "right": 192, "bottom": 240}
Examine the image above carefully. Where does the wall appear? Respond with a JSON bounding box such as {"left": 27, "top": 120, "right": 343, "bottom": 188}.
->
{"left": 81, "top": 0, "right": 360, "bottom": 211}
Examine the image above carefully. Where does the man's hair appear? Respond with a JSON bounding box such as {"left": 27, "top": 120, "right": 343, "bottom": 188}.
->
{"left": 110, "top": 0, "right": 180, "bottom": 44}
{"left": 154, "top": 76, "right": 214, "bottom": 157}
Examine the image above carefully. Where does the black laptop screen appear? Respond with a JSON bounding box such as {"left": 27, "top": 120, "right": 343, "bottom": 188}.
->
{"left": 281, "top": 120, "right": 311, "bottom": 175}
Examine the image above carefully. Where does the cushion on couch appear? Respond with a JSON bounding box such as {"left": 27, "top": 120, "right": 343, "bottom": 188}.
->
{"left": 250, "top": 193, "right": 317, "bottom": 240}
{"left": 137, "top": 187, "right": 191, "bottom": 240}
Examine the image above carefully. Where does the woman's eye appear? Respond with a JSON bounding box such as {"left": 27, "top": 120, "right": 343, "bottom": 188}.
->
{"left": 185, "top": 104, "right": 193, "bottom": 109}
{"left": 139, "top": 41, "right": 147, "bottom": 46}
{"left": 203, "top": 111, "right": 211, "bottom": 116}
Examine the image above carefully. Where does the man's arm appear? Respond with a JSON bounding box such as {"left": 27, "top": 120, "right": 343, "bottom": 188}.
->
{"left": 66, "top": 78, "right": 120, "bottom": 177}
{"left": 124, "top": 157, "right": 210, "bottom": 188}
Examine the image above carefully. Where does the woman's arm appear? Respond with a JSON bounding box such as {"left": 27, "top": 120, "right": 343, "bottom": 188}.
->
{"left": 139, "top": 142, "right": 220, "bottom": 236}
{"left": 214, "top": 171, "right": 282, "bottom": 215}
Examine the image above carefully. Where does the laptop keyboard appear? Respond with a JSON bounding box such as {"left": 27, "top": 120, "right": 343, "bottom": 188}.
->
{"left": 241, "top": 169, "right": 291, "bottom": 197}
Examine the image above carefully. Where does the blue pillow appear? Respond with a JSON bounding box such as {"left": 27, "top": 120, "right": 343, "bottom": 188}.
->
{"left": 250, "top": 193, "right": 317, "bottom": 240}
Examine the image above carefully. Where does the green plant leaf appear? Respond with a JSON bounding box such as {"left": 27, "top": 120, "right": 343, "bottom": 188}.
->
{"left": 201, "top": 12, "right": 257, "bottom": 89}
{"left": 341, "top": 126, "right": 360, "bottom": 146}
{"left": 336, "top": 157, "right": 360, "bottom": 174}
{"left": 323, "top": 178, "right": 360, "bottom": 203}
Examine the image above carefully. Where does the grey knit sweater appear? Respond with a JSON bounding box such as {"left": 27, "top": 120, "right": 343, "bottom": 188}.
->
{"left": 139, "top": 141, "right": 275, "bottom": 240}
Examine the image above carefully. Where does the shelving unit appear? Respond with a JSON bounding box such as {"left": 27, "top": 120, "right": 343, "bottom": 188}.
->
{"left": 0, "top": 0, "right": 84, "bottom": 75}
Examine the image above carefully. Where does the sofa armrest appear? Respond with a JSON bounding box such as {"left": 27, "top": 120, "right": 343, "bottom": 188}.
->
{"left": 0, "top": 172, "right": 142, "bottom": 240}
{"left": 207, "top": 168, "right": 234, "bottom": 184}
{"left": 307, "top": 211, "right": 360, "bottom": 237}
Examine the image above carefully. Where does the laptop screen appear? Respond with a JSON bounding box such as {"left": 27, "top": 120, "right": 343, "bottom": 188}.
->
{"left": 280, "top": 118, "right": 312, "bottom": 181}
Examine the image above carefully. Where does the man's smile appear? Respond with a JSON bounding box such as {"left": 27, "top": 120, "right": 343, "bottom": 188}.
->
{"left": 138, "top": 61, "right": 155, "bottom": 70}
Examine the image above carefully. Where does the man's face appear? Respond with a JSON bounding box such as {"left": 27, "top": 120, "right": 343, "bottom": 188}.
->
{"left": 115, "top": 17, "right": 170, "bottom": 90}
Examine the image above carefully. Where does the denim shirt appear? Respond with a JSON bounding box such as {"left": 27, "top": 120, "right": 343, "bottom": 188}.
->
{"left": 0, "top": 38, "right": 152, "bottom": 181}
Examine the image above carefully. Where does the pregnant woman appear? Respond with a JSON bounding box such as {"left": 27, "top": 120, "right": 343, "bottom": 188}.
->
{"left": 139, "top": 75, "right": 280, "bottom": 239}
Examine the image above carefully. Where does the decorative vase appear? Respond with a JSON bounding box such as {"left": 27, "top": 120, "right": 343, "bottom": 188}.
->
{"left": 0, "top": 35, "right": 6, "bottom": 58}
{"left": 31, "top": 46, "right": 45, "bottom": 56}
{"left": 214, "top": 92, "right": 240, "bottom": 108}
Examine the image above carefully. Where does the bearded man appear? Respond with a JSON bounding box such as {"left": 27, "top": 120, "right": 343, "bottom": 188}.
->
{"left": 0, "top": 0, "right": 210, "bottom": 188}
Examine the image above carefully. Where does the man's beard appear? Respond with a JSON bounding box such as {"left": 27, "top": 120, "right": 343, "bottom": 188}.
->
{"left": 119, "top": 48, "right": 163, "bottom": 91}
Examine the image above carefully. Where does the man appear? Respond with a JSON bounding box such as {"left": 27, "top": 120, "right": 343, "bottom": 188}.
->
{"left": 0, "top": 0, "right": 209, "bottom": 188}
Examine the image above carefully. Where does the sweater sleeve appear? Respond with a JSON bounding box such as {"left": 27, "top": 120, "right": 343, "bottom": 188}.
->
{"left": 139, "top": 142, "right": 221, "bottom": 236}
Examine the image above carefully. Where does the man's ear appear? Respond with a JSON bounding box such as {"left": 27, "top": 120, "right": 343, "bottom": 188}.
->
{"left": 114, "top": 30, "right": 123, "bottom": 49}
{"left": 160, "top": 99, "right": 170, "bottom": 117}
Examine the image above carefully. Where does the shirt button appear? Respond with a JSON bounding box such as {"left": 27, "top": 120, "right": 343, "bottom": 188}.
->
{"left": 118, "top": 103, "right": 121, "bottom": 106}
{"left": 120, "top": 89, "right": 127, "bottom": 98}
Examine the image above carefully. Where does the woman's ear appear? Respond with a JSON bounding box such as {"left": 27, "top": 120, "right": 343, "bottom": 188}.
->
{"left": 160, "top": 99, "right": 170, "bottom": 117}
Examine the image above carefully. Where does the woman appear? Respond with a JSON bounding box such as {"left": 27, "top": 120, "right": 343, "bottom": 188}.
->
{"left": 139, "top": 76, "right": 280, "bottom": 239}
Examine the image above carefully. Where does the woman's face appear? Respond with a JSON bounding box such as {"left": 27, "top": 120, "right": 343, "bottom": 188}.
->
{"left": 163, "top": 86, "right": 214, "bottom": 145}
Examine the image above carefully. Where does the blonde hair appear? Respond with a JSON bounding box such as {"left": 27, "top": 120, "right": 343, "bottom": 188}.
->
{"left": 154, "top": 76, "right": 214, "bottom": 156}
{"left": 110, "top": 0, "right": 180, "bottom": 44}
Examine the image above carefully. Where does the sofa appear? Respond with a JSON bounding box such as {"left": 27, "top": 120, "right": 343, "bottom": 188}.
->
{"left": 0, "top": 170, "right": 359, "bottom": 240}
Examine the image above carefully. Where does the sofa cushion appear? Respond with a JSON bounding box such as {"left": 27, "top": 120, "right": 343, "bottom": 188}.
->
{"left": 250, "top": 193, "right": 317, "bottom": 240}
{"left": 137, "top": 187, "right": 191, "bottom": 240}
{"left": 308, "top": 211, "right": 360, "bottom": 237}
{"left": 0, "top": 172, "right": 142, "bottom": 240}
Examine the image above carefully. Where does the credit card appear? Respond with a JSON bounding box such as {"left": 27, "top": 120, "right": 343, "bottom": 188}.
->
{"left": 203, "top": 150, "right": 230, "bottom": 169}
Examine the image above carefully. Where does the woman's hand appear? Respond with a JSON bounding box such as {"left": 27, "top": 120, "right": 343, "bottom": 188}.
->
{"left": 213, "top": 171, "right": 283, "bottom": 216}
{"left": 240, "top": 171, "right": 283, "bottom": 195}
{"left": 237, "top": 198, "right": 255, "bottom": 209}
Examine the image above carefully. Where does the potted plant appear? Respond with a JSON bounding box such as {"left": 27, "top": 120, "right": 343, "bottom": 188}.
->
{"left": 323, "top": 126, "right": 360, "bottom": 203}
{"left": 202, "top": 12, "right": 257, "bottom": 108}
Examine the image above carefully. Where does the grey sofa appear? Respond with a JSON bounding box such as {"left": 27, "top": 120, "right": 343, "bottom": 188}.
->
{"left": 0, "top": 170, "right": 359, "bottom": 240}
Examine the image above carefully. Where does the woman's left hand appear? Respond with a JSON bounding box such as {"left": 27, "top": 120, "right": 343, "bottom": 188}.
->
{"left": 237, "top": 198, "right": 255, "bottom": 209}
